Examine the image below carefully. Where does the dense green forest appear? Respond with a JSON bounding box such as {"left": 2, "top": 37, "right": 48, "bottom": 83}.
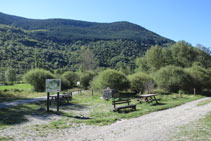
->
{"left": 0, "top": 12, "right": 174, "bottom": 80}
{"left": 0, "top": 12, "right": 211, "bottom": 94}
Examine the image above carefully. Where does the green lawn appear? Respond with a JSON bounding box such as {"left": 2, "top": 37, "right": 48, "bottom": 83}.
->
{"left": 0, "top": 84, "right": 82, "bottom": 102}
{"left": 70, "top": 92, "right": 204, "bottom": 125}
{"left": 0, "top": 84, "right": 33, "bottom": 91}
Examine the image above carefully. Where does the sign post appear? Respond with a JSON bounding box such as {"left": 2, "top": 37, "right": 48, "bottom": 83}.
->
{"left": 46, "top": 79, "right": 61, "bottom": 112}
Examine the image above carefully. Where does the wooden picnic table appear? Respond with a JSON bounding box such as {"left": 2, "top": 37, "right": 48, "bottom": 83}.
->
{"left": 137, "top": 94, "right": 158, "bottom": 104}
{"left": 49, "top": 92, "right": 72, "bottom": 105}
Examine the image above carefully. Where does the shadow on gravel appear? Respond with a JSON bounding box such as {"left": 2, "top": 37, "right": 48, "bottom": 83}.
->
{"left": 0, "top": 101, "right": 89, "bottom": 127}
{"left": 59, "top": 103, "right": 88, "bottom": 111}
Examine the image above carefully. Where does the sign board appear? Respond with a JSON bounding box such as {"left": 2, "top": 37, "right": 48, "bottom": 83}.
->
{"left": 46, "top": 79, "right": 61, "bottom": 93}
{"left": 77, "top": 81, "right": 80, "bottom": 86}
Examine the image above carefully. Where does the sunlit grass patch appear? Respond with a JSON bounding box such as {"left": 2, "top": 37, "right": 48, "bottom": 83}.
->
{"left": 197, "top": 99, "right": 211, "bottom": 106}
{"left": 173, "top": 112, "right": 211, "bottom": 141}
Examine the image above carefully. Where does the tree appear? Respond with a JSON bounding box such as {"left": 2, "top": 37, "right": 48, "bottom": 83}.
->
{"left": 34, "top": 48, "right": 40, "bottom": 68}
{"left": 79, "top": 71, "right": 96, "bottom": 89}
{"left": 145, "top": 45, "right": 165, "bottom": 72}
{"left": 62, "top": 71, "right": 79, "bottom": 88}
{"left": 5, "top": 68, "right": 16, "bottom": 84}
{"left": 128, "top": 72, "right": 153, "bottom": 93}
{"left": 0, "top": 69, "right": 5, "bottom": 83}
{"left": 154, "top": 65, "right": 190, "bottom": 92}
{"left": 91, "top": 69, "right": 129, "bottom": 91}
{"left": 23, "top": 69, "right": 55, "bottom": 92}
{"left": 79, "top": 48, "right": 98, "bottom": 71}
{"left": 171, "top": 41, "right": 197, "bottom": 68}
{"left": 185, "top": 65, "right": 210, "bottom": 92}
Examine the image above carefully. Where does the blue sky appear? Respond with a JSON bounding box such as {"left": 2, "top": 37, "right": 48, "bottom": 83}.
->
{"left": 0, "top": 0, "right": 210, "bottom": 47}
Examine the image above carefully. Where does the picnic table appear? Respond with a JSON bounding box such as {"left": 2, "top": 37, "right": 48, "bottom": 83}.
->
{"left": 49, "top": 92, "right": 72, "bottom": 105}
{"left": 137, "top": 94, "right": 158, "bottom": 104}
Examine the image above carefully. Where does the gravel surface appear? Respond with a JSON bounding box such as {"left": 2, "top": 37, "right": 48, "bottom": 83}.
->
{"left": 0, "top": 97, "right": 210, "bottom": 141}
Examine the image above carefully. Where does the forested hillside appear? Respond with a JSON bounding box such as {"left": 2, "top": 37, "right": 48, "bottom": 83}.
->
{"left": 0, "top": 12, "right": 174, "bottom": 78}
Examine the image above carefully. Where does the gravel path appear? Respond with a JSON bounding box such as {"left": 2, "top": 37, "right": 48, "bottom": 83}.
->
{"left": 0, "top": 97, "right": 210, "bottom": 141}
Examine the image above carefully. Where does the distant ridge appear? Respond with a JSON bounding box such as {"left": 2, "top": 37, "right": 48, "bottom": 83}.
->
{"left": 0, "top": 11, "right": 174, "bottom": 73}
{"left": 0, "top": 12, "right": 174, "bottom": 43}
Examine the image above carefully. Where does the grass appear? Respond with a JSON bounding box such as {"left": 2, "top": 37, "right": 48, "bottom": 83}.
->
{"left": 0, "top": 136, "right": 13, "bottom": 141}
{"left": 0, "top": 84, "right": 33, "bottom": 91}
{"left": 173, "top": 112, "right": 211, "bottom": 141}
{"left": 0, "top": 91, "right": 204, "bottom": 130}
{"left": 0, "top": 84, "right": 82, "bottom": 102}
{"left": 67, "top": 92, "right": 204, "bottom": 126}
{"left": 197, "top": 99, "right": 211, "bottom": 106}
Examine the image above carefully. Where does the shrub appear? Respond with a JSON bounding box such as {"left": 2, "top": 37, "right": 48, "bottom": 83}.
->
{"left": 128, "top": 72, "right": 153, "bottom": 93}
{"left": 23, "top": 69, "right": 55, "bottom": 92}
{"left": 80, "top": 71, "right": 96, "bottom": 89}
{"left": 154, "top": 65, "right": 190, "bottom": 92}
{"left": 60, "top": 76, "right": 70, "bottom": 90}
{"left": 152, "top": 88, "right": 168, "bottom": 95}
{"left": 61, "top": 71, "right": 79, "bottom": 88}
{"left": 185, "top": 65, "right": 210, "bottom": 93}
{"left": 91, "top": 69, "right": 129, "bottom": 91}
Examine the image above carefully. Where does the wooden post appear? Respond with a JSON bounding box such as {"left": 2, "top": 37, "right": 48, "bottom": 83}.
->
{"left": 179, "top": 91, "right": 181, "bottom": 98}
{"left": 57, "top": 92, "right": 59, "bottom": 112}
{"left": 194, "top": 88, "right": 196, "bottom": 95}
{"left": 47, "top": 92, "right": 50, "bottom": 112}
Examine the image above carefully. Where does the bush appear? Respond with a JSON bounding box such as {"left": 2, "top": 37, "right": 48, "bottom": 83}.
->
{"left": 80, "top": 71, "right": 96, "bottom": 89}
{"left": 154, "top": 65, "right": 190, "bottom": 92}
{"left": 128, "top": 72, "right": 153, "bottom": 93}
{"left": 61, "top": 71, "right": 79, "bottom": 88}
{"left": 185, "top": 65, "right": 210, "bottom": 93}
{"left": 152, "top": 88, "right": 168, "bottom": 94}
{"left": 23, "top": 69, "right": 55, "bottom": 92}
{"left": 91, "top": 69, "right": 129, "bottom": 91}
{"left": 60, "top": 76, "right": 70, "bottom": 90}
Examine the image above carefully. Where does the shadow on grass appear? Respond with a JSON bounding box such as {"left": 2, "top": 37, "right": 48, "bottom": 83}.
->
{"left": 151, "top": 102, "right": 166, "bottom": 106}
{"left": 201, "top": 91, "right": 211, "bottom": 97}
{"left": 0, "top": 92, "right": 25, "bottom": 102}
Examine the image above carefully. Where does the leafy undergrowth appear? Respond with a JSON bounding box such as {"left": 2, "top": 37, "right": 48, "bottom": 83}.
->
{"left": 173, "top": 112, "right": 211, "bottom": 141}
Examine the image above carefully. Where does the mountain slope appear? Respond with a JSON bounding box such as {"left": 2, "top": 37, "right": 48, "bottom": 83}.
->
{"left": 0, "top": 12, "right": 173, "bottom": 43}
{"left": 0, "top": 12, "right": 174, "bottom": 77}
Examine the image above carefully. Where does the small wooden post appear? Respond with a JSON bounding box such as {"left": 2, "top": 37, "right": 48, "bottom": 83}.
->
{"left": 194, "top": 88, "right": 196, "bottom": 95}
{"left": 57, "top": 92, "right": 59, "bottom": 112}
{"left": 47, "top": 92, "right": 50, "bottom": 112}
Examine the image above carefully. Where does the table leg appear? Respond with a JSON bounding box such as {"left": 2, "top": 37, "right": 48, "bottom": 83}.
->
{"left": 153, "top": 96, "right": 158, "bottom": 104}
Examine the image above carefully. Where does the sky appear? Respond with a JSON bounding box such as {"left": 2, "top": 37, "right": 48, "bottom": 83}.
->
{"left": 0, "top": 0, "right": 210, "bottom": 47}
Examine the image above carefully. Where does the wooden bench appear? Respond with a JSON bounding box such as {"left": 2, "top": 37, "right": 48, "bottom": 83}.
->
{"left": 112, "top": 99, "right": 136, "bottom": 113}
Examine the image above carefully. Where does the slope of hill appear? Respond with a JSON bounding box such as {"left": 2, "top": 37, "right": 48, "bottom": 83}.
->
{"left": 0, "top": 12, "right": 174, "bottom": 77}
{"left": 0, "top": 12, "right": 173, "bottom": 43}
